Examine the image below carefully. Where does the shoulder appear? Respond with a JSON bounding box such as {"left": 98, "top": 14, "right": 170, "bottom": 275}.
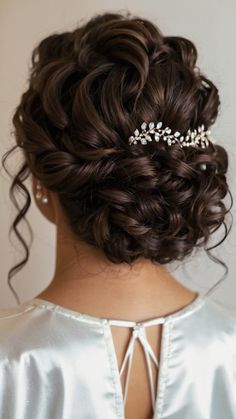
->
{"left": 0, "top": 299, "right": 37, "bottom": 330}
{"left": 201, "top": 295, "right": 236, "bottom": 335}
{"left": 172, "top": 293, "right": 236, "bottom": 356}
{"left": 170, "top": 295, "right": 236, "bottom": 389}
{"left": 0, "top": 300, "right": 47, "bottom": 357}
{"left": 0, "top": 298, "right": 100, "bottom": 358}
{"left": 189, "top": 295, "right": 236, "bottom": 360}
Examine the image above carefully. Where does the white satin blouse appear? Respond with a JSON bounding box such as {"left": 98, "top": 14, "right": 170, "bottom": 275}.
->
{"left": 0, "top": 290, "right": 235, "bottom": 419}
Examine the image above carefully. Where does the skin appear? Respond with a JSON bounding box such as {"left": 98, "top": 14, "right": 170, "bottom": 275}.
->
{"left": 31, "top": 173, "right": 198, "bottom": 321}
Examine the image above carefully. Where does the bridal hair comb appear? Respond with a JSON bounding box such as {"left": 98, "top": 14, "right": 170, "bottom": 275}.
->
{"left": 128, "top": 122, "right": 214, "bottom": 148}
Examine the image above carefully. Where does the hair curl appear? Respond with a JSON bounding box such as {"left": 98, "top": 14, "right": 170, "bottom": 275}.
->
{"left": 2, "top": 11, "right": 233, "bottom": 304}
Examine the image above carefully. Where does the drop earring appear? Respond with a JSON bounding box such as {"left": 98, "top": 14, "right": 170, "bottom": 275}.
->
{"left": 36, "top": 181, "right": 42, "bottom": 200}
{"left": 41, "top": 195, "right": 48, "bottom": 204}
{"left": 36, "top": 181, "right": 48, "bottom": 204}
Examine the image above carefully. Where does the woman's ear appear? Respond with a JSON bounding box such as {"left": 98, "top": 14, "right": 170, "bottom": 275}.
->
{"left": 31, "top": 174, "right": 56, "bottom": 224}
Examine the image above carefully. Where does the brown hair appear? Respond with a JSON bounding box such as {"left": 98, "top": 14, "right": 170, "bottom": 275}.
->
{"left": 2, "top": 11, "right": 233, "bottom": 304}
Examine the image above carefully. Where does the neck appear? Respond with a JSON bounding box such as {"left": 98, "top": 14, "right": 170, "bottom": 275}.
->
{"left": 36, "top": 222, "right": 197, "bottom": 320}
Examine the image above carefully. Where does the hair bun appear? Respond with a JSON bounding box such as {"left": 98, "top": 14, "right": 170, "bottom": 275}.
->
{"left": 3, "top": 11, "right": 232, "bottom": 305}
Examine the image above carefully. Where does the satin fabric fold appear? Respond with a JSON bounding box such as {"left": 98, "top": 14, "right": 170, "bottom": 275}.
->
{"left": 0, "top": 295, "right": 235, "bottom": 419}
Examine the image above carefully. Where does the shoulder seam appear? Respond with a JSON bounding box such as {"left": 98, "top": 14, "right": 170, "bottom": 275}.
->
{"left": 0, "top": 304, "right": 35, "bottom": 320}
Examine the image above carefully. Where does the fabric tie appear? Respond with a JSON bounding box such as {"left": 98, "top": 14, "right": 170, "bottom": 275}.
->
{"left": 108, "top": 317, "right": 165, "bottom": 411}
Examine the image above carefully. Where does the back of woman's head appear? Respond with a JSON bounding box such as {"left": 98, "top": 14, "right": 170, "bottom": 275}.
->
{"left": 2, "top": 11, "right": 233, "bottom": 302}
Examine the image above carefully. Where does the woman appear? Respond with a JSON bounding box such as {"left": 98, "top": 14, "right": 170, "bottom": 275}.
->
{"left": 1, "top": 11, "right": 235, "bottom": 419}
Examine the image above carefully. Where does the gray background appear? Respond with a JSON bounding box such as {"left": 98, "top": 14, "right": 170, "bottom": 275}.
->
{"left": 0, "top": 0, "right": 235, "bottom": 310}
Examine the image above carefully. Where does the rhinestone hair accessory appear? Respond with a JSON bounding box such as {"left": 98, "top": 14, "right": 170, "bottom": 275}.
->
{"left": 128, "top": 122, "right": 214, "bottom": 148}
